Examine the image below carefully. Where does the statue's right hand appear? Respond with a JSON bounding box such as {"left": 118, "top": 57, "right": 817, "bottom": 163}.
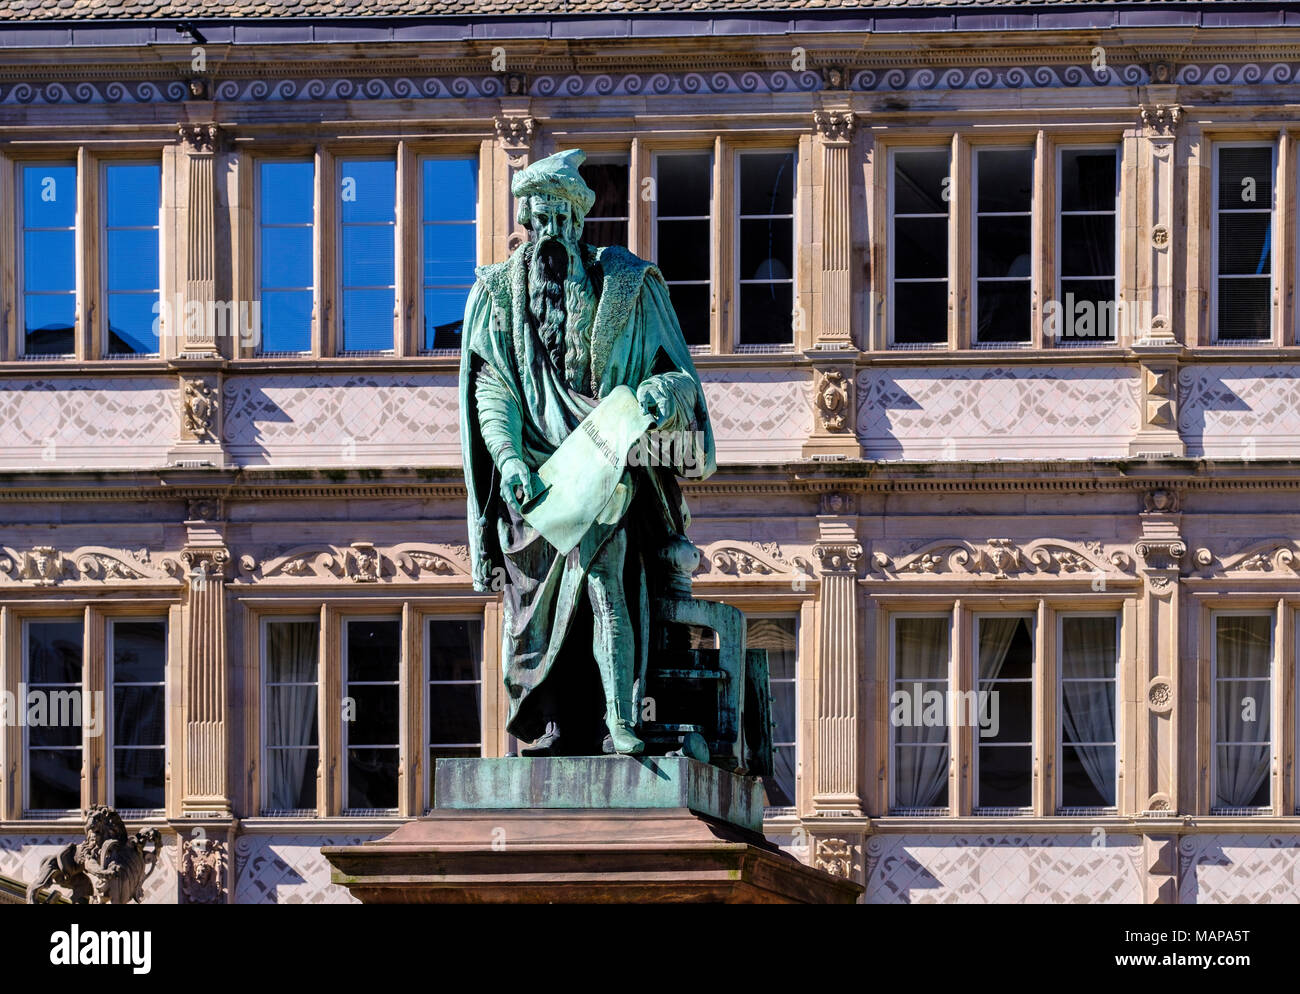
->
{"left": 500, "top": 457, "right": 538, "bottom": 516}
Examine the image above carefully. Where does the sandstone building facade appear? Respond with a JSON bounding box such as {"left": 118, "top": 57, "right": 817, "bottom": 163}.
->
{"left": 1, "top": 0, "right": 1299, "bottom": 903}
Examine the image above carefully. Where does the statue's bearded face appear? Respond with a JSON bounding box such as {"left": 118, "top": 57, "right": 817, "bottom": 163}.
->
{"left": 528, "top": 195, "right": 580, "bottom": 283}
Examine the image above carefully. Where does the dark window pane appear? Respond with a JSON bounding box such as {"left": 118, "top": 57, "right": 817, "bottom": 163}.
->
{"left": 893, "top": 283, "right": 948, "bottom": 345}
{"left": 266, "top": 749, "right": 317, "bottom": 811}
{"left": 424, "top": 289, "right": 465, "bottom": 350}
{"left": 582, "top": 220, "right": 628, "bottom": 248}
{"left": 28, "top": 749, "right": 81, "bottom": 810}
{"left": 261, "top": 291, "right": 313, "bottom": 352}
{"left": 739, "top": 282, "right": 792, "bottom": 345}
{"left": 977, "top": 149, "right": 1032, "bottom": 213}
{"left": 980, "top": 680, "right": 1033, "bottom": 744}
{"left": 348, "top": 684, "right": 400, "bottom": 746}
{"left": 1217, "top": 278, "right": 1271, "bottom": 340}
{"left": 23, "top": 230, "right": 75, "bottom": 292}
{"left": 667, "top": 283, "right": 709, "bottom": 347}
{"left": 1055, "top": 280, "right": 1118, "bottom": 341}
{"left": 1060, "top": 149, "right": 1117, "bottom": 213}
{"left": 340, "top": 160, "right": 396, "bottom": 223}
{"left": 422, "top": 159, "right": 478, "bottom": 222}
{"left": 23, "top": 164, "right": 76, "bottom": 227}
{"left": 428, "top": 619, "right": 479, "bottom": 681}
{"left": 977, "top": 216, "right": 1032, "bottom": 278}
{"left": 577, "top": 159, "right": 629, "bottom": 225}
{"left": 978, "top": 745, "right": 1032, "bottom": 807}
{"left": 1061, "top": 744, "right": 1113, "bottom": 807}
{"left": 766, "top": 745, "right": 797, "bottom": 807}
{"left": 740, "top": 218, "right": 793, "bottom": 281}
{"left": 657, "top": 154, "right": 711, "bottom": 217}
{"left": 113, "top": 621, "right": 165, "bottom": 683}
{"left": 113, "top": 748, "right": 165, "bottom": 809}
{"left": 347, "top": 747, "right": 399, "bottom": 809}
{"left": 894, "top": 217, "right": 948, "bottom": 280}
{"left": 657, "top": 219, "right": 709, "bottom": 282}
{"left": 346, "top": 620, "right": 401, "bottom": 682}
{"left": 23, "top": 295, "right": 75, "bottom": 355}
{"left": 976, "top": 281, "right": 1031, "bottom": 343}
{"left": 29, "top": 720, "right": 82, "bottom": 749}
{"left": 1217, "top": 147, "right": 1273, "bottom": 207}
{"left": 739, "top": 152, "right": 795, "bottom": 216}
{"left": 114, "top": 685, "right": 164, "bottom": 745}
{"left": 428, "top": 684, "right": 481, "bottom": 747}
{"left": 28, "top": 621, "right": 83, "bottom": 684}
{"left": 260, "top": 161, "right": 314, "bottom": 225}
{"left": 1060, "top": 214, "right": 1115, "bottom": 277}
{"left": 894, "top": 149, "right": 949, "bottom": 215}
{"left": 1215, "top": 616, "right": 1272, "bottom": 677}
{"left": 1218, "top": 214, "right": 1272, "bottom": 275}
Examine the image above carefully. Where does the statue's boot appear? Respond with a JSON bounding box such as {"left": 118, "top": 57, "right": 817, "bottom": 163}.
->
{"left": 520, "top": 720, "right": 562, "bottom": 756}
{"left": 604, "top": 698, "right": 645, "bottom": 755}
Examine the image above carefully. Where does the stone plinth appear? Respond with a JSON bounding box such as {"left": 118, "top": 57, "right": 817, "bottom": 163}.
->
{"left": 322, "top": 757, "right": 861, "bottom": 904}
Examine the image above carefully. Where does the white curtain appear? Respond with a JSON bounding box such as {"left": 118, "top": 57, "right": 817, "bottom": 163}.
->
{"left": 266, "top": 621, "right": 319, "bottom": 810}
{"left": 893, "top": 617, "right": 949, "bottom": 809}
{"left": 1060, "top": 617, "right": 1117, "bottom": 804}
{"left": 977, "top": 617, "right": 1022, "bottom": 683}
{"left": 1215, "top": 616, "right": 1272, "bottom": 808}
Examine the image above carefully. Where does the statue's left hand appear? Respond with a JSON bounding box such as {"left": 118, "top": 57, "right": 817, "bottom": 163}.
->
{"left": 637, "top": 378, "right": 680, "bottom": 430}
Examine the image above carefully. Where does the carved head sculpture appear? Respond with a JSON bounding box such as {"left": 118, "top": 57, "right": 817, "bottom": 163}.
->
{"left": 84, "top": 805, "right": 129, "bottom": 852}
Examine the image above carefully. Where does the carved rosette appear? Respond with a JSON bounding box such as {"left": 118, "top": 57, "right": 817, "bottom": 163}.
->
{"left": 180, "top": 837, "right": 228, "bottom": 905}
{"left": 1147, "top": 678, "right": 1173, "bottom": 714}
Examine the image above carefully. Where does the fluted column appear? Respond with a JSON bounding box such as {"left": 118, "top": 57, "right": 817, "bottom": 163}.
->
{"left": 812, "top": 496, "right": 864, "bottom": 814}
{"left": 180, "top": 539, "right": 231, "bottom": 816}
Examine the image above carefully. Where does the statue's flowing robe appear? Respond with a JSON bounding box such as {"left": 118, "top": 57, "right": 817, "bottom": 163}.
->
{"left": 459, "top": 242, "right": 716, "bottom": 743}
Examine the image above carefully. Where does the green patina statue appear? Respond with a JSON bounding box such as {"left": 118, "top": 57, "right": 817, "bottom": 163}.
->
{"left": 459, "top": 148, "right": 718, "bottom": 758}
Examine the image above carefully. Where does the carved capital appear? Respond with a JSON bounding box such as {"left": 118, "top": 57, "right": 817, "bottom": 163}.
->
{"left": 181, "top": 547, "right": 229, "bottom": 582}
{"left": 1139, "top": 103, "right": 1181, "bottom": 135}
{"left": 1135, "top": 539, "right": 1186, "bottom": 572}
{"left": 178, "top": 122, "right": 222, "bottom": 153}
{"left": 813, "top": 109, "right": 856, "bottom": 143}
{"left": 813, "top": 542, "right": 864, "bottom": 576}
{"left": 495, "top": 115, "right": 536, "bottom": 152}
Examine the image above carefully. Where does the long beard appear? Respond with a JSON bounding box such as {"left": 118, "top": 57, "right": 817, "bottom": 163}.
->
{"left": 528, "top": 238, "right": 593, "bottom": 394}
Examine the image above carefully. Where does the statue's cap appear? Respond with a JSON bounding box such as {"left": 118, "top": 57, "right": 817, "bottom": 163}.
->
{"left": 511, "top": 148, "right": 596, "bottom": 218}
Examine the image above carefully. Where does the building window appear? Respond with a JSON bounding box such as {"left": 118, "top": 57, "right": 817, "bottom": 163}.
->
{"left": 1213, "top": 144, "right": 1274, "bottom": 342}
{"left": 747, "top": 616, "right": 797, "bottom": 810}
{"left": 890, "top": 148, "right": 950, "bottom": 347}
{"left": 262, "top": 618, "right": 320, "bottom": 814}
{"left": 421, "top": 157, "right": 478, "bottom": 352}
{"left": 19, "top": 163, "right": 77, "bottom": 357}
{"left": 975, "top": 614, "right": 1034, "bottom": 811}
{"left": 108, "top": 619, "right": 166, "bottom": 812}
{"left": 737, "top": 150, "right": 795, "bottom": 348}
{"left": 338, "top": 158, "right": 397, "bottom": 354}
{"left": 343, "top": 618, "right": 401, "bottom": 813}
{"left": 653, "top": 152, "right": 712, "bottom": 349}
{"left": 974, "top": 148, "right": 1033, "bottom": 345}
{"left": 1055, "top": 148, "right": 1119, "bottom": 345}
{"left": 23, "top": 620, "right": 85, "bottom": 814}
{"left": 889, "top": 615, "right": 951, "bottom": 813}
{"left": 1212, "top": 613, "right": 1272, "bottom": 812}
{"left": 257, "top": 160, "right": 315, "bottom": 355}
{"left": 426, "top": 618, "right": 483, "bottom": 799}
{"left": 577, "top": 153, "right": 629, "bottom": 248}
{"left": 103, "top": 162, "right": 161, "bottom": 356}
{"left": 1058, "top": 614, "right": 1118, "bottom": 811}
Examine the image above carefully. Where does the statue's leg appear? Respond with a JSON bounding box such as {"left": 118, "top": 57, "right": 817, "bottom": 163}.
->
{"left": 588, "top": 528, "right": 644, "bottom": 755}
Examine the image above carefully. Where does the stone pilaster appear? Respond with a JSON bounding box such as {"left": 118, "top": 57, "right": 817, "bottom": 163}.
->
{"left": 177, "top": 123, "right": 223, "bottom": 358}
{"left": 180, "top": 507, "right": 231, "bottom": 817}
{"left": 495, "top": 85, "right": 536, "bottom": 256}
{"left": 803, "top": 108, "right": 863, "bottom": 460}
{"left": 1130, "top": 89, "right": 1186, "bottom": 456}
{"left": 812, "top": 495, "right": 864, "bottom": 814}
{"left": 1134, "top": 488, "right": 1184, "bottom": 819}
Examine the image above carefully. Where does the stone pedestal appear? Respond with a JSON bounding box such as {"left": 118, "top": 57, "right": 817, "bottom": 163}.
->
{"left": 323, "top": 757, "right": 861, "bottom": 904}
